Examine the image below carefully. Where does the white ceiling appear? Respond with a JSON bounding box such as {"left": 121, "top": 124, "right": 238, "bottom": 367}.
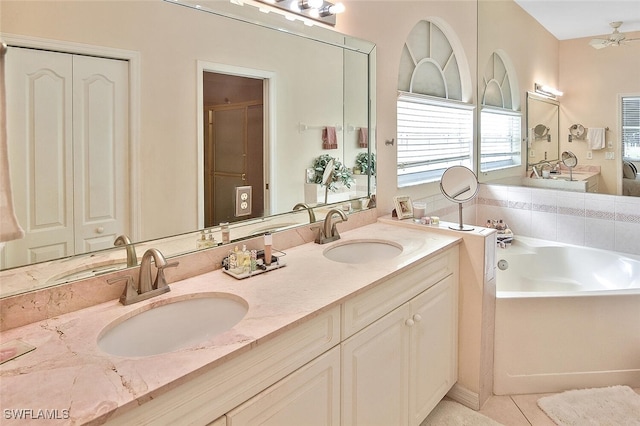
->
{"left": 513, "top": 0, "right": 640, "bottom": 40}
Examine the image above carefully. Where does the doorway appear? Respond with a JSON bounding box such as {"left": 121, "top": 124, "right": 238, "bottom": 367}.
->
{"left": 203, "top": 72, "right": 265, "bottom": 227}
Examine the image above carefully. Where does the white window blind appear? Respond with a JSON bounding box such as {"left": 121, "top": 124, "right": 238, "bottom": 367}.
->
{"left": 622, "top": 96, "right": 640, "bottom": 161}
{"left": 397, "top": 93, "right": 474, "bottom": 187}
{"left": 480, "top": 107, "right": 522, "bottom": 172}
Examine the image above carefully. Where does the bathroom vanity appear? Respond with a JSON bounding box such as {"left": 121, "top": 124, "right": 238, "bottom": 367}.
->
{"left": 0, "top": 222, "right": 460, "bottom": 425}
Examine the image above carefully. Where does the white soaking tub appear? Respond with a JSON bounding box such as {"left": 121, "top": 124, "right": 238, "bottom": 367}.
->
{"left": 493, "top": 237, "right": 640, "bottom": 395}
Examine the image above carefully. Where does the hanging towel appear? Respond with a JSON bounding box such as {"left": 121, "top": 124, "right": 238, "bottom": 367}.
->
{"left": 358, "top": 127, "right": 368, "bottom": 148}
{"left": 586, "top": 127, "right": 606, "bottom": 150}
{"left": 322, "top": 126, "right": 338, "bottom": 150}
{"left": 0, "top": 43, "right": 25, "bottom": 242}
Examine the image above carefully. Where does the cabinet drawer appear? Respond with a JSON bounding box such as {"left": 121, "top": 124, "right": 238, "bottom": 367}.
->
{"left": 226, "top": 347, "right": 340, "bottom": 426}
{"left": 342, "top": 247, "right": 457, "bottom": 339}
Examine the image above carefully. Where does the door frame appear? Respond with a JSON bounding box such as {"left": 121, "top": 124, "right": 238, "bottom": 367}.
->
{"left": 0, "top": 32, "right": 141, "bottom": 241}
{"left": 196, "top": 61, "right": 275, "bottom": 229}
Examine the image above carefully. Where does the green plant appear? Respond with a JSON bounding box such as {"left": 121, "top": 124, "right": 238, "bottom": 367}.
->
{"left": 355, "top": 152, "right": 376, "bottom": 175}
{"left": 312, "top": 154, "right": 354, "bottom": 191}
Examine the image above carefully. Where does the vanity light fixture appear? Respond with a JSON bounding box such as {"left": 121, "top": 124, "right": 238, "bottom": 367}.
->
{"left": 253, "top": 0, "right": 344, "bottom": 26}
{"left": 535, "top": 83, "right": 563, "bottom": 99}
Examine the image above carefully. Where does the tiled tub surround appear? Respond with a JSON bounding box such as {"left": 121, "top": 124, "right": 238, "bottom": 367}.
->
{"left": 0, "top": 209, "right": 378, "bottom": 332}
{"left": 0, "top": 222, "right": 460, "bottom": 425}
{"left": 413, "top": 183, "right": 640, "bottom": 257}
{"left": 476, "top": 184, "right": 640, "bottom": 256}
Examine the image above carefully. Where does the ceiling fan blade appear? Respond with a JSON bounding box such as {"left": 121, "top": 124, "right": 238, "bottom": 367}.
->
{"left": 589, "top": 38, "right": 610, "bottom": 49}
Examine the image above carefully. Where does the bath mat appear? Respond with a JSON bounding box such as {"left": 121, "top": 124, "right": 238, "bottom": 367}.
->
{"left": 420, "top": 400, "right": 504, "bottom": 426}
{"left": 537, "top": 385, "right": 640, "bottom": 425}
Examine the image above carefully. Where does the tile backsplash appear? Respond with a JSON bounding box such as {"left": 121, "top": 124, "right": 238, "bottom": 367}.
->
{"left": 475, "top": 184, "right": 640, "bottom": 256}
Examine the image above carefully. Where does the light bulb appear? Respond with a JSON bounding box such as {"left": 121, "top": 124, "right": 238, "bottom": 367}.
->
{"left": 329, "top": 2, "right": 344, "bottom": 14}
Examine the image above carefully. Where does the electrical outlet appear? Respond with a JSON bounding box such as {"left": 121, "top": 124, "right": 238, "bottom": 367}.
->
{"left": 586, "top": 151, "right": 593, "bottom": 160}
{"left": 529, "top": 149, "right": 535, "bottom": 158}
{"left": 235, "top": 186, "right": 252, "bottom": 217}
{"left": 608, "top": 140, "right": 613, "bottom": 149}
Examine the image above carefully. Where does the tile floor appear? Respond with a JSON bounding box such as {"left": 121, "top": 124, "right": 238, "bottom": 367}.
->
{"left": 477, "top": 388, "right": 640, "bottom": 425}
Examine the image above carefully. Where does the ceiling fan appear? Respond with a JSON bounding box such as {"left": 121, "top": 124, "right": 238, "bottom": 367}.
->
{"left": 589, "top": 21, "right": 640, "bottom": 49}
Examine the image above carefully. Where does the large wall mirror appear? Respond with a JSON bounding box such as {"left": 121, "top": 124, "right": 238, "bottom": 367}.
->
{"left": 0, "top": 0, "right": 375, "bottom": 295}
{"left": 477, "top": 0, "right": 639, "bottom": 194}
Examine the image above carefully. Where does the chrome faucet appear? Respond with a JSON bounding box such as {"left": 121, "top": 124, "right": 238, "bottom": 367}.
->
{"left": 107, "top": 248, "right": 178, "bottom": 305}
{"left": 293, "top": 202, "right": 316, "bottom": 224}
{"left": 114, "top": 234, "right": 137, "bottom": 267}
{"left": 315, "top": 208, "right": 348, "bottom": 244}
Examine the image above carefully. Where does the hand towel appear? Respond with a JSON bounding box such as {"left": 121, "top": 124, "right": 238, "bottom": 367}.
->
{"left": 0, "top": 43, "right": 25, "bottom": 242}
{"left": 358, "top": 127, "right": 368, "bottom": 148}
{"left": 322, "top": 126, "right": 337, "bottom": 150}
{"left": 586, "top": 127, "right": 606, "bottom": 150}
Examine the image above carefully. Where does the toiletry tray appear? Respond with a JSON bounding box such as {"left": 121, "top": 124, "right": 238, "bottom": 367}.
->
{"left": 223, "top": 259, "right": 286, "bottom": 280}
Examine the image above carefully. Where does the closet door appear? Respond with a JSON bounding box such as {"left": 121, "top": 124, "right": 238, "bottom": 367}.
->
{"left": 72, "top": 55, "right": 129, "bottom": 254}
{"left": 4, "top": 47, "right": 74, "bottom": 267}
{"left": 3, "top": 47, "right": 129, "bottom": 268}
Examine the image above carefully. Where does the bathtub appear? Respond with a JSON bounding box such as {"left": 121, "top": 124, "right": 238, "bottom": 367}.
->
{"left": 493, "top": 237, "right": 640, "bottom": 395}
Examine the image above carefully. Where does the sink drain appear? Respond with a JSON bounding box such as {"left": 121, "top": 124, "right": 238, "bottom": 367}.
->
{"left": 497, "top": 259, "right": 509, "bottom": 270}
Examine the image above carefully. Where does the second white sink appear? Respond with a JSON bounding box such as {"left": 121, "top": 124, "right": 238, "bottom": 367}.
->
{"left": 323, "top": 239, "right": 403, "bottom": 264}
{"left": 97, "top": 293, "right": 248, "bottom": 357}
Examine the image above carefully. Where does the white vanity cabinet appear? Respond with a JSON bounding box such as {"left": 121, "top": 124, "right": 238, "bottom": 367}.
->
{"left": 106, "top": 245, "right": 459, "bottom": 426}
{"left": 341, "top": 249, "right": 459, "bottom": 426}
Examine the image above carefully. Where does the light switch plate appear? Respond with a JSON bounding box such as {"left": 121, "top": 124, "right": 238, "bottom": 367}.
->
{"left": 235, "top": 186, "right": 252, "bottom": 217}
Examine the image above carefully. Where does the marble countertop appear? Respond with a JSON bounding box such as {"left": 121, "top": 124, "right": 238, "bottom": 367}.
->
{"left": 0, "top": 221, "right": 460, "bottom": 425}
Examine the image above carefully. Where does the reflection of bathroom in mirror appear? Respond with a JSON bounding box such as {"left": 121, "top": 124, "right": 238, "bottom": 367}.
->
{"left": 0, "top": 0, "right": 375, "bottom": 277}
{"left": 478, "top": 0, "right": 640, "bottom": 196}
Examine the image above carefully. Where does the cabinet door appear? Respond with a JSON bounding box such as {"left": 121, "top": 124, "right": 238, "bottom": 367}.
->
{"left": 342, "top": 304, "right": 411, "bottom": 426}
{"left": 226, "top": 347, "right": 340, "bottom": 426}
{"left": 409, "top": 275, "right": 458, "bottom": 425}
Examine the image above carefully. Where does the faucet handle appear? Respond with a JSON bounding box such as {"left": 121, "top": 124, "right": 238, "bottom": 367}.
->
{"left": 108, "top": 275, "right": 137, "bottom": 304}
{"left": 155, "top": 261, "right": 179, "bottom": 289}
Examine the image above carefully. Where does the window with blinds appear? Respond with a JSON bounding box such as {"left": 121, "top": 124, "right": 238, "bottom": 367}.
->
{"left": 480, "top": 107, "right": 522, "bottom": 172}
{"left": 397, "top": 93, "right": 474, "bottom": 187}
{"left": 622, "top": 95, "right": 640, "bottom": 161}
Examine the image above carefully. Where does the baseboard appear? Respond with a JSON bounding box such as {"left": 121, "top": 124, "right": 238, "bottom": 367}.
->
{"left": 447, "top": 383, "right": 480, "bottom": 410}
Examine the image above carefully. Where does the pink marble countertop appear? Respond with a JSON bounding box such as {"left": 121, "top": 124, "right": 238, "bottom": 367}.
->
{"left": 0, "top": 222, "right": 460, "bottom": 425}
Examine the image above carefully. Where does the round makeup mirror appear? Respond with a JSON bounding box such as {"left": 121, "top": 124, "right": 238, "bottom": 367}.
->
{"left": 440, "top": 165, "right": 479, "bottom": 231}
{"left": 534, "top": 124, "right": 549, "bottom": 138}
{"left": 561, "top": 151, "right": 577, "bottom": 181}
{"left": 322, "top": 159, "right": 334, "bottom": 204}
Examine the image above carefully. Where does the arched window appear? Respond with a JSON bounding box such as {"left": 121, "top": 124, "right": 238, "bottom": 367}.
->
{"left": 397, "top": 19, "right": 473, "bottom": 187}
{"left": 479, "top": 51, "right": 522, "bottom": 172}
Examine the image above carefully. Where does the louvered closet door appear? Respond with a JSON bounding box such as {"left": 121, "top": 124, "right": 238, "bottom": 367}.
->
{"left": 3, "top": 47, "right": 129, "bottom": 268}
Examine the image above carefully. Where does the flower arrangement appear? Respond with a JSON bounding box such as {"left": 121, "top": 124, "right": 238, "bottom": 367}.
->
{"left": 355, "top": 152, "right": 376, "bottom": 175}
{"left": 312, "top": 154, "right": 354, "bottom": 192}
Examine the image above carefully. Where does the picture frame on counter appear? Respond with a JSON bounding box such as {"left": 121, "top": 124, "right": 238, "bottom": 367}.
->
{"left": 393, "top": 195, "right": 413, "bottom": 219}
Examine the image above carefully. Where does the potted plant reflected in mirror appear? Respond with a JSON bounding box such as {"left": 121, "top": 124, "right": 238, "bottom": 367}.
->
{"left": 354, "top": 152, "right": 376, "bottom": 175}
{"left": 312, "top": 154, "right": 354, "bottom": 192}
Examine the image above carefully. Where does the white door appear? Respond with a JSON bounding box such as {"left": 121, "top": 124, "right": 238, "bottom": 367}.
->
{"left": 72, "top": 55, "right": 129, "bottom": 253}
{"left": 410, "top": 276, "right": 458, "bottom": 425}
{"left": 341, "top": 304, "right": 411, "bottom": 426}
{"left": 4, "top": 47, "right": 129, "bottom": 268}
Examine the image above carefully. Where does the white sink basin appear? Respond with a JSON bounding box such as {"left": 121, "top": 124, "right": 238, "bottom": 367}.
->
{"left": 323, "top": 239, "right": 402, "bottom": 264}
{"left": 97, "top": 294, "right": 248, "bottom": 357}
